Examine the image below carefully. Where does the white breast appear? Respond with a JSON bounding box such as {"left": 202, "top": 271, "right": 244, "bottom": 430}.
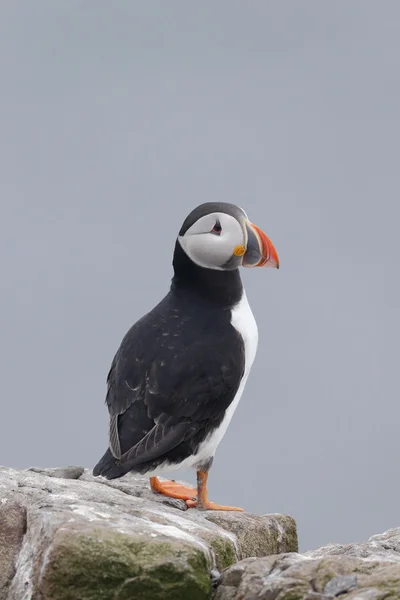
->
{"left": 230, "top": 290, "right": 259, "bottom": 380}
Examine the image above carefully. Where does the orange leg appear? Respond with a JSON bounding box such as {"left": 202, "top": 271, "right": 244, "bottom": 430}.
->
{"left": 186, "top": 471, "right": 244, "bottom": 511}
{"left": 150, "top": 476, "right": 197, "bottom": 501}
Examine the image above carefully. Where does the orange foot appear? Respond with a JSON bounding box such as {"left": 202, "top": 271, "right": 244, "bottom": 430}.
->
{"left": 185, "top": 471, "right": 244, "bottom": 511}
{"left": 186, "top": 498, "right": 244, "bottom": 511}
{"left": 150, "top": 476, "right": 197, "bottom": 501}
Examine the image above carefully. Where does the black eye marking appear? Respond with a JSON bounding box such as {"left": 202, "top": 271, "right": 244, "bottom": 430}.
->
{"left": 211, "top": 219, "right": 222, "bottom": 235}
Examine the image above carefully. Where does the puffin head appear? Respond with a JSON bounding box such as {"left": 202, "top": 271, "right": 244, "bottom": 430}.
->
{"left": 177, "top": 202, "right": 279, "bottom": 271}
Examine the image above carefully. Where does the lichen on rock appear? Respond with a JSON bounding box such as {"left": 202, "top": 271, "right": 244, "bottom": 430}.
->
{"left": 40, "top": 527, "right": 210, "bottom": 600}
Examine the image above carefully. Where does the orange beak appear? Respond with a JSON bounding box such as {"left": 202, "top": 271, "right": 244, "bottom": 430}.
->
{"left": 242, "top": 221, "right": 279, "bottom": 269}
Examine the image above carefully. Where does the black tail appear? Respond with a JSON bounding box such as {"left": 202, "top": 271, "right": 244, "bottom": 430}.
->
{"left": 92, "top": 448, "right": 131, "bottom": 480}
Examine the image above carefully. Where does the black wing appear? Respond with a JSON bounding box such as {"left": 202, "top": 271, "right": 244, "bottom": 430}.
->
{"left": 105, "top": 307, "right": 245, "bottom": 468}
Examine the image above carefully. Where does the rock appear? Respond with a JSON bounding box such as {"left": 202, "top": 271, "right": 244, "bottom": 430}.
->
{"left": 28, "top": 466, "right": 85, "bottom": 480}
{"left": 323, "top": 574, "right": 357, "bottom": 596}
{"left": 205, "top": 512, "right": 298, "bottom": 561}
{"left": 39, "top": 524, "right": 210, "bottom": 600}
{"left": 0, "top": 500, "right": 26, "bottom": 598}
{"left": 0, "top": 466, "right": 297, "bottom": 599}
{"left": 307, "top": 528, "right": 400, "bottom": 562}
{"left": 215, "top": 529, "right": 400, "bottom": 599}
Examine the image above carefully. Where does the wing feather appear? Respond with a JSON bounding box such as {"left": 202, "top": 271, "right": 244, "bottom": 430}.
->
{"left": 108, "top": 415, "right": 121, "bottom": 459}
{"left": 118, "top": 420, "right": 193, "bottom": 466}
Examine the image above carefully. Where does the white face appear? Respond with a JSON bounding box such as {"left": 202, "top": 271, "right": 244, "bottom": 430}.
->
{"left": 178, "top": 212, "right": 245, "bottom": 270}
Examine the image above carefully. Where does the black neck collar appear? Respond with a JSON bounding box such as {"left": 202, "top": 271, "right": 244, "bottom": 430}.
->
{"left": 171, "top": 240, "right": 243, "bottom": 309}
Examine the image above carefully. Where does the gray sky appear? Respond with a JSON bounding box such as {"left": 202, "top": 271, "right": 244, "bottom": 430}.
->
{"left": 1, "top": 1, "right": 399, "bottom": 552}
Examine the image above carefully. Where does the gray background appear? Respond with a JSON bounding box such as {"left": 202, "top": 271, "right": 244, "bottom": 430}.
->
{"left": 0, "top": 1, "right": 399, "bottom": 552}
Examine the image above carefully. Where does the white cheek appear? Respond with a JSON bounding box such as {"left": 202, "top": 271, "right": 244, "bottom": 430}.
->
{"left": 178, "top": 235, "right": 232, "bottom": 270}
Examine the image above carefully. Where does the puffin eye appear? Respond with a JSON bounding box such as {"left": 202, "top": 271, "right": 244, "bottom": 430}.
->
{"left": 211, "top": 220, "right": 222, "bottom": 235}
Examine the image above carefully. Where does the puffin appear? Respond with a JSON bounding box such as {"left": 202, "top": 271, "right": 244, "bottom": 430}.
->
{"left": 93, "top": 202, "right": 279, "bottom": 510}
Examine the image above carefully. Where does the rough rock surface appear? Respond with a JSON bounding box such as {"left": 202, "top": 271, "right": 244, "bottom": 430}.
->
{"left": 0, "top": 466, "right": 297, "bottom": 600}
{"left": 215, "top": 528, "right": 400, "bottom": 599}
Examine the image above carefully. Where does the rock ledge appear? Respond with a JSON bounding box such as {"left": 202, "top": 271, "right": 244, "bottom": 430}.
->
{"left": 0, "top": 466, "right": 297, "bottom": 600}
